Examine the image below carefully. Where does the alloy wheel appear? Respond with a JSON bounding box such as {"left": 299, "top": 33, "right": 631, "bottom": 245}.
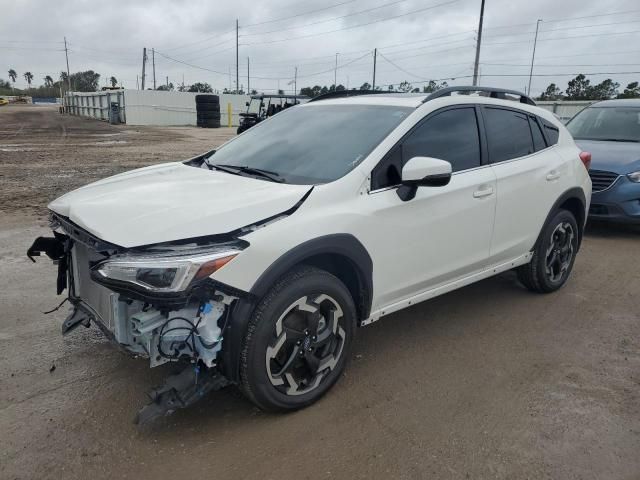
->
{"left": 545, "top": 222, "right": 575, "bottom": 283}
{"left": 266, "top": 294, "right": 346, "bottom": 396}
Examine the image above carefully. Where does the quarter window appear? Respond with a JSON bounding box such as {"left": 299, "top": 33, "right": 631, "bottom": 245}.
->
{"left": 542, "top": 120, "right": 560, "bottom": 145}
{"left": 484, "top": 107, "right": 534, "bottom": 163}
{"left": 529, "top": 116, "right": 547, "bottom": 151}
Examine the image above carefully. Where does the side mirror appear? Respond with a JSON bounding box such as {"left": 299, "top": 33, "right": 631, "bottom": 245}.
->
{"left": 397, "top": 156, "right": 452, "bottom": 201}
{"left": 245, "top": 102, "right": 250, "bottom": 106}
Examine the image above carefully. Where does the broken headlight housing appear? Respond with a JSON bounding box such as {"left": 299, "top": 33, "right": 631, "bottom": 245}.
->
{"left": 93, "top": 249, "right": 240, "bottom": 293}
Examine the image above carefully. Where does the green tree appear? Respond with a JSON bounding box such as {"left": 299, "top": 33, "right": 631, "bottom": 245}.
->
{"left": 617, "top": 81, "right": 640, "bottom": 99}
{"left": 422, "top": 80, "right": 448, "bottom": 93}
{"left": 397, "top": 80, "right": 413, "bottom": 93}
{"left": 157, "top": 82, "right": 174, "bottom": 91}
{"left": 565, "top": 74, "right": 591, "bottom": 100}
{"left": 250, "top": 89, "right": 258, "bottom": 95}
{"left": 359, "top": 82, "right": 371, "bottom": 91}
{"left": 188, "top": 82, "right": 213, "bottom": 93}
{"left": 8, "top": 68, "right": 17, "bottom": 84}
{"left": 109, "top": 76, "right": 118, "bottom": 87}
{"left": 43, "top": 75, "right": 54, "bottom": 87}
{"left": 23, "top": 71, "right": 33, "bottom": 88}
{"left": 538, "top": 83, "right": 562, "bottom": 101}
{"left": 69, "top": 70, "right": 100, "bottom": 91}
{"left": 589, "top": 79, "right": 619, "bottom": 100}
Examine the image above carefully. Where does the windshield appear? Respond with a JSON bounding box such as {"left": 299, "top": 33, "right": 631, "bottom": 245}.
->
{"left": 567, "top": 106, "right": 640, "bottom": 142}
{"left": 247, "top": 98, "right": 262, "bottom": 115}
{"left": 209, "top": 104, "right": 412, "bottom": 184}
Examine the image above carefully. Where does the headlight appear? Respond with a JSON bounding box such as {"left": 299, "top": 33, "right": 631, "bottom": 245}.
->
{"left": 93, "top": 249, "right": 239, "bottom": 293}
{"left": 628, "top": 171, "right": 640, "bottom": 183}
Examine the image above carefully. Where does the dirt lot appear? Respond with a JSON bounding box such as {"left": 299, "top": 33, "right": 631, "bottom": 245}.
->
{"left": 1, "top": 105, "right": 639, "bottom": 480}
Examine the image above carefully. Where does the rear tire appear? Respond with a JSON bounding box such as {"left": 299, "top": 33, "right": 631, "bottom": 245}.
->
{"left": 240, "top": 265, "right": 356, "bottom": 412}
{"left": 517, "top": 209, "right": 579, "bottom": 293}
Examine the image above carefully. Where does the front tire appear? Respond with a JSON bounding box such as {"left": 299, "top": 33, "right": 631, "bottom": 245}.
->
{"left": 240, "top": 266, "right": 356, "bottom": 412}
{"left": 517, "top": 209, "right": 579, "bottom": 293}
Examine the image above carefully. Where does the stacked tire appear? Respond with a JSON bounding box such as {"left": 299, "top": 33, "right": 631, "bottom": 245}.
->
{"left": 196, "top": 94, "right": 220, "bottom": 128}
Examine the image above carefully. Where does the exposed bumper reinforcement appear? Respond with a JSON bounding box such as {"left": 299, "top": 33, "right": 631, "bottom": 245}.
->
{"left": 135, "top": 365, "right": 230, "bottom": 425}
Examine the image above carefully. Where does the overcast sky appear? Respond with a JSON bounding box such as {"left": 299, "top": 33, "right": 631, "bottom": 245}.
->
{"left": 2, "top": 0, "right": 639, "bottom": 96}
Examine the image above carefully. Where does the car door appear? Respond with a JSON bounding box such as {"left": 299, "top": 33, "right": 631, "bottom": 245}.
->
{"left": 365, "top": 105, "right": 497, "bottom": 310}
{"left": 482, "top": 106, "right": 567, "bottom": 263}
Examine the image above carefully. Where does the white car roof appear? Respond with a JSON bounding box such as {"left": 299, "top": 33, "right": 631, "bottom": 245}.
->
{"left": 302, "top": 92, "right": 560, "bottom": 126}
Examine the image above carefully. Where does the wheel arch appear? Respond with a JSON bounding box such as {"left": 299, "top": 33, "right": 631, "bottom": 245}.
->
{"left": 534, "top": 187, "right": 587, "bottom": 250}
{"left": 220, "top": 234, "right": 373, "bottom": 382}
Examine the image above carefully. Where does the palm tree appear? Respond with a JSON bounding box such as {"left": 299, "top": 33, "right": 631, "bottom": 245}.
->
{"left": 8, "top": 69, "right": 17, "bottom": 92}
{"left": 23, "top": 71, "right": 33, "bottom": 89}
{"left": 44, "top": 75, "right": 54, "bottom": 87}
{"left": 109, "top": 76, "right": 118, "bottom": 87}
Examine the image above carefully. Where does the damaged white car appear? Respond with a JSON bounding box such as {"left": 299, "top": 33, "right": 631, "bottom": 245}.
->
{"left": 29, "top": 87, "right": 591, "bottom": 423}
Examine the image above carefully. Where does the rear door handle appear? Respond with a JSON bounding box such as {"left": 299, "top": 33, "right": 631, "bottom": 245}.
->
{"left": 473, "top": 186, "right": 494, "bottom": 198}
{"left": 546, "top": 171, "right": 560, "bottom": 181}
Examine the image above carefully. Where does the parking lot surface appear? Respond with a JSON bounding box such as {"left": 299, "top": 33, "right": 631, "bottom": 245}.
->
{"left": 1, "top": 105, "right": 639, "bottom": 479}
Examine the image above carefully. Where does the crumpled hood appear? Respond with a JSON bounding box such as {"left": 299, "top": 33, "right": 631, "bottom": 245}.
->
{"left": 49, "top": 162, "right": 311, "bottom": 248}
{"left": 576, "top": 140, "right": 640, "bottom": 175}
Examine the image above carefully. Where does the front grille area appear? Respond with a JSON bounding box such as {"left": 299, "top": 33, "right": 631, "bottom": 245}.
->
{"left": 589, "top": 169, "right": 620, "bottom": 192}
{"left": 71, "top": 243, "right": 117, "bottom": 330}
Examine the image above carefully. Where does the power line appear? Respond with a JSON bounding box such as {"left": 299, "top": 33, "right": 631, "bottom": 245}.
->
{"left": 241, "top": 0, "right": 459, "bottom": 46}
{"left": 483, "top": 62, "right": 640, "bottom": 67}
{"left": 482, "top": 19, "right": 640, "bottom": 39}
{"left": 483, "top": 29, "right": 640, "bottom": 46}
{"left": 241, "top": 0, "right": 356, "bottom": 28}
{"left": 296, "top": 52, "right": 373, "bottom": 79}
{"left": 377, "top": 51, "right": 424, "bottom": 80}
{"left": 162, "top": 29, "right": 236, "bottom": 53}
{"left": 481, "top": 8, "right": 640, "bottom": 33}
{"left": 240, "top": 0, "right": 410, "bottom": 37}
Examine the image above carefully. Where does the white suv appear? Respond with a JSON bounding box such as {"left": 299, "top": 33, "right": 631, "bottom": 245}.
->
{"left": 29, "top": 87, "right": 591, "bottom": 421}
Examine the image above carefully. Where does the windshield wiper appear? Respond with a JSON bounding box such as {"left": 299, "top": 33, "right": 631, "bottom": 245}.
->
{"left": 212, "top": 164, "right": 285, "bottom": 183}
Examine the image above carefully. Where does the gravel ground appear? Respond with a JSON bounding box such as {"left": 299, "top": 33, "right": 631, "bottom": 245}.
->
{"left": 1, "top": 105, "right": 639, "bottom": 480}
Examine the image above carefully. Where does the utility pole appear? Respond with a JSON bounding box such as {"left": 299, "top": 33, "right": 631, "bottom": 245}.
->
{"left": 166, "top": 76, "right": 169, "bottom": 88}
{"left": 247, "top": 57, "right": 250, "bottom": 93}
{"left": 372, "top": 48, "right": 377, "bottom": 90}
{"left": 152, "top": 48, "right": 156, "bottom": 90}
{"left": 63, "top": 36, "right": 71, "bottom": 91}
{"left": 136, "top": 75, "right": 139, "bottom": 90}
{"left": 334, "top": 53, "right": 338, "bottom": 88}
{"left": 472, "top": 0, "right": 486, "bottom": 87}
{"left": 141, "top": 47, "right": 147, "bottom": 90}
{"left": 528, "top": 19, "right": 543, "bottom": 96}
{"left": 235, "top": 19, "right": 239, "bottom": 94}
{"left": 294, "top": 66, "right": 297, "bottom": 99}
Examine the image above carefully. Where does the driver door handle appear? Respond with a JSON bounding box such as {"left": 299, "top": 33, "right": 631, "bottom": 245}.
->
{"left": 473, "top": 186, "right": 494, "bottom": 198}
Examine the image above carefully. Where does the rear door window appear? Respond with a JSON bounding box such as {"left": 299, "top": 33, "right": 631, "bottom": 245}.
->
{"left": 483, "top": 107, "right": 534, "bottom": 163}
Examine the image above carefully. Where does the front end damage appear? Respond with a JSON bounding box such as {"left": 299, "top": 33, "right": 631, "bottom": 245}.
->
{"left": 28, "top": 213, "right": 248, "bottom": 423}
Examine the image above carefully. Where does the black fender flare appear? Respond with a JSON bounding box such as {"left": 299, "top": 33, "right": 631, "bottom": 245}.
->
{"left": 533, "top": 187, "right": 587, "bottom": 250}
{"left": 220, "top": 234, "right": 373, "bottom": 382}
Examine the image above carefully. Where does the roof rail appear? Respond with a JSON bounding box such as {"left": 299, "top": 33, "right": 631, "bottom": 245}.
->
{"left": 307, "top": 89, "right": 392, "bottom": 103}
{"left": 424, "top": 86, "right": 536, "bottom": 106}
